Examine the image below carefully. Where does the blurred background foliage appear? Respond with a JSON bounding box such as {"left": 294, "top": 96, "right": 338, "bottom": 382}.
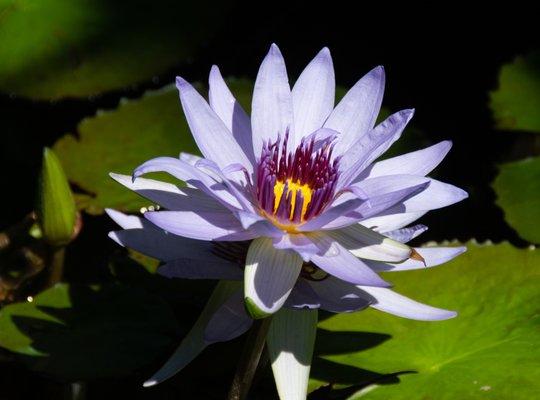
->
{"left": 0, "top": 1, "right": 539, "bottom": 399}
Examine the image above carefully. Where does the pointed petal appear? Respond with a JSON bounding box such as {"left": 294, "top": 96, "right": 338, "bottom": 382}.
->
{"left": 321, "top": 182, "right": 429, "bottom": 230}
{"left": 179, "top": 151, "right": 202, "bottom": 166}
{"left": 358, "top": 140, "right": 453, "bottom": 180}
{"left": 329, "top": 224, "right": 412, "bottom": 262}
{"left": 371, "top": 179, "right": 469, "bottom": 215}
{"left": 352, "top": 174, "right": 468, "bottom": 214}
{"left": 360, "top": 211, "right": 427, "bottom": 232}
{"left": 359, "top": 286, "right": 457, "bottom": 321}
{"left": 144, "top": 210, "right": 256, "bottom": 241}
{"left": 106, "top": 208, "right": 145, "bottom": 229}
{"left": 267, "top": 308, "right": 318, "bottom": 400}
{"left": 110, "top": 173, "right": 227, "bottom": 212}
{"left": 383, "top": 224, "right": 428, "bottom": 243}
{"left": 369, "top": 246, "right": 467, "bottom": 272}
{"left": 209, "top": 65, "right": 256, "bottom": 166}
{"left": 297, "top": 198, "right": 364, "bottom": 232}
{"left": 308, "top": 276, "right": 371, "bottom": 313}
{"left": 326, "top": 66, "right": 385, "bottom": 155}
{"left": 272, "top": 233, "right": 322, "bottom": 261}
{"left": 204, "top": 289, "right": 253, "bottom": 343}
{"left": 338, "top": 109, "right": 415, "bottom": 187}
{"left": 251, "top": 44, "right": 294, "bottom": 157}
{"left": 143, "top": 281, "right": 241, "bottom": 387}
{"left": 396, "top": 179, "right": 468, "bottom": 212}
{"left": 133, "top": 156, "right": 242, "bottom": 210}
{"left": 352, "top": 174, "right": 430, "bottom": 198}
{"left": 292, "top": 47, "right": 335, "bottom": 141}
{"left": 194, "top": 158, "right": 255, "bottom": 212}
{"left": 176, "top": 77, "right": 251, "bottom": 170}
{"left": 306, "top": 233, "right": 391, "bottom": 286}
{"left": 244, "top": 237, "right": 303, "bottom": 318}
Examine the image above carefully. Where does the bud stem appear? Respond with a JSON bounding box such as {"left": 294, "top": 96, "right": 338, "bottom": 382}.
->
{"left": 227, "top": 317, "right": 272, "bottom": 400}
{"left": 47, "top": 246, "right": 66, "bottom": 287}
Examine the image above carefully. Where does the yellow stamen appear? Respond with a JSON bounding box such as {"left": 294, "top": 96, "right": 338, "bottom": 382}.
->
{"left": 273, "top": 179, "right": 313, "bottom": 221}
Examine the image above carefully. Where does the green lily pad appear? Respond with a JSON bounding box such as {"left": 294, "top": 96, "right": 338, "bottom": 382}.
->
{"left": 310, "top": 241, "right": 540, "bottom": 399}
{"left": 490, "top": 52, "right": 540, "bottom": 132}
{"left": 0, "top": 282, "right": 181, "bottom": 380}
{"left": 0, "top": 0, "right": 224, "bottom": 100}
{"left": 492, "top": 157, "right": 540, "bottom": 244}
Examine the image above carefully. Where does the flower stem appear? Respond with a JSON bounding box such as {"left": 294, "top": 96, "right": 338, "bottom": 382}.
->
{"left": 47, "top": 246, "right": 66, "bottom": 287}
{"left": 228, "top": 317, "right": 272, "bottom": 400}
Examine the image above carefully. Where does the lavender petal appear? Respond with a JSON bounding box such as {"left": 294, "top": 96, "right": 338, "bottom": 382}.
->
{"left": 251, "top": 43, "right": 294, "bottom": 157}
{"left": 176, "top": 76, "right": 251, "bottom": 171}
{"left": 244, "top": 237, "right": 303, "bottom": 318}
{"left": 359, "top": 286, "right": 457, "bottom": 321}
{"left": 292, "top": 47, "right": 335, "bottom": 142}
{"left": 144, "top": 210, "right": 256, "bottom": 241}
{"left": 357, "top": 140, "right": 453, "bottom": 180}
{"left": 325, "top": 66, "right": 385, "bottom": 156}
{"left": 305, "top": 233, "right": 391, "bottom": 287}
{"left": 209, "top": 65, "right": 256, "bottom": 167}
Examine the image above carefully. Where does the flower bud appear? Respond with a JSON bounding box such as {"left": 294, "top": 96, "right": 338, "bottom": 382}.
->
{"left": 37, "top": 148, "right": 77, "bottom": 246}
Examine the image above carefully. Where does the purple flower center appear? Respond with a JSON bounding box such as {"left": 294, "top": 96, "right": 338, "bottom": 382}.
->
{"left": 256, "top": 130, "right": 340, "bottom": 229}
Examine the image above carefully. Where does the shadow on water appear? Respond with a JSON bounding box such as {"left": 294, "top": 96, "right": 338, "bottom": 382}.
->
{"left": 307, "top": 328, "right": 415, "bottom": 399}
{"left": 9, "top": 283, "right": 182, "bottom": 382}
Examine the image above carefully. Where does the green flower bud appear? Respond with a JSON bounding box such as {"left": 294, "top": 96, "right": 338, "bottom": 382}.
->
{"left": 38, "top": 148, "right": 77, "bottom": 246}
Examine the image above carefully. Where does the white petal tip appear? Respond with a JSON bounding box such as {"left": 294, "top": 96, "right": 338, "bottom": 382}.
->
{"left": 442, "top": 139, "right": 453, "bottom": 149}
{"left": 107, "top": 231, "right": 123, "bottom": 247}
{"left": 109, "top": 173, "right": 131, "bottom": 186}
{"left": 432, "top": 310, "right": 458, "bottom": 321}
{"left": 269, "top": 43, "right": 283, "bottom": 55}
{"left": 104, "top": 208, "right": 123, "bottom": 222}
{"left": 209, "top": 65, "right": 223, "bottom": 81}
{"left": 319, "top": 47, "right": 331, "bottom": 57}
{"left": 143, "top": 379, "right": 157, "bottom": 388}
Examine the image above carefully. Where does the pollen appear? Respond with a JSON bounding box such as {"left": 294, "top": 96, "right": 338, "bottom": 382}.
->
{"left": 273, "top": 179, "right": 313, "bottom": 221}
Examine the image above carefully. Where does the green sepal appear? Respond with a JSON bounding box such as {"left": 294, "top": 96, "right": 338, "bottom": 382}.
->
{"left": 244, "top": 297, "right": 271, "bottom": 320}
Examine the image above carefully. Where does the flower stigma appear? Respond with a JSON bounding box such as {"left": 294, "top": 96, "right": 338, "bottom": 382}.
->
{"left": 256, "top": 130, "right": 340, "bottom": 232}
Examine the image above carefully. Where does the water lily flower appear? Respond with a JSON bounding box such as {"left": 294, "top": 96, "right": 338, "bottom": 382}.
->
{"left": 108, "top": 44, "right": 467, "bottom": 399}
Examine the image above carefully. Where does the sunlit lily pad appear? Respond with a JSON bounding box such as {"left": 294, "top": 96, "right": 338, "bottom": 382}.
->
{"left": 0, "top": 0, "right": 224, "bottom": 99}
{"left": 492, "top": 157, "right": 540, "bottom": 244}
{"left": 310, "top": 241, "right": 540, "bottom": 399}
{"left": 0, "top": 282, "right": 181, "bottom": 380}
{"left": 490, "top": 52, "right": 540, "bottom": 133}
